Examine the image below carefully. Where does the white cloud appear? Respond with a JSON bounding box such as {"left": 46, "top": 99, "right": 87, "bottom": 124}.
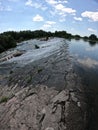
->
{"left": 81, "top": 11, "right": 98, "bottom": 22}
{"left": 55, "top": 4, "right": 76, "bottom": 14}
{"left": 74, "top": 17, "right": 82, "bottom": 21}
{"left": 45, "top": 0, "right": 75, "bottom": 23}
{"left": 32, "top": 3, "right": 41, "bottom": 8}
{"left": 88, "top": 28, "right": 97, "bottom": 33}
{"left": 55, "top": 4, "right": 64, "bottom": 10}
{"left": 25, "top": 0, "right": 40, "bottom": 8}
{"left": 25, "top": 0, "right": 33, "bottom": 6}
{"left": 33, "top": 14, "right": 44, "bottom": 22}
{"left": 58, "top": 0, "right": 68, "bottom": 3}
{"left": 46, "top": 21, "right": 56, "bottom": 25}
{"left": 45, "top": 0, "right": 58, "bottom": 5}
{"left": 25, "top": 0, "right": 47, "bottom": 10}
{"left": 63, "top": 7, "right": 76, "bottom": 14}
{"left": 45, "top": 0, "right": 68, "bottom": 5}
{"left": 41, "top": 20, "right": 56, "bottom": 30}
{"left": 45, "top": 0, "right": 75, "bottom": 15}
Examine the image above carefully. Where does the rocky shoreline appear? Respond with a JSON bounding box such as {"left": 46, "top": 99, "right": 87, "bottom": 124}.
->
{"left": 0, "top": 38, "right": 89, "bottom": 130}
{"left": 0, "top": 62, "right": 88, "bottom": 130}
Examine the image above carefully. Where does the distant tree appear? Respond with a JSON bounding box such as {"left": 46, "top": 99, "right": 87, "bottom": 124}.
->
{"left": 65, "top": 33, "right": 72, "bottom": 39}
{"left": 83, "top": 36, "right": 88, "bottom": 39}
{"left": 0, "top": 34, "right": 16, "bottom": 53}
{"left": 54, "top": 31, "right": 67, "bottom": 38}
{"left": 83, "top": 36, "right": 88, "bottom": 41}
{"left": 2, "top": 30, "right": 97, "bottom": 53}
{"left": 74, "top": 35, "right": 81, "bottom": 40}
{"left": 89, "top": 34, "right": 97, "bottom": 41}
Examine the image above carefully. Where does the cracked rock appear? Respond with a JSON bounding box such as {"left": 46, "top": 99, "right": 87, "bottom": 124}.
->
{"left": 0, "top": 84, "right": 87, "bottom": 130}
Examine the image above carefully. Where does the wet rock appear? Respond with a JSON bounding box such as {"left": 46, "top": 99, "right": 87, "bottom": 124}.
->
{"left": 52, "top": 90, "right": 69, "bottom": 103}
{"left": 77, "top": 101, "right": 81, "bottom": 107}
{"left": 13, "top": 51, "right": 24, "bottom": 57}
{"left": 70, "top": 92, "right": 78, "bottom": 102}
{"left": 0, "top": 50, "right": 24, "bottom": 62}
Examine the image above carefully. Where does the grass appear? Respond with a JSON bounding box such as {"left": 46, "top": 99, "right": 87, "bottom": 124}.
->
{"left": 0, "top": 96, "right": 8, "bottom": 103}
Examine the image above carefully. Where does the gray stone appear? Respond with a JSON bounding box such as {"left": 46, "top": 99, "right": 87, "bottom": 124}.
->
{"left": 70, "top": 92, "right": 78, "bottom": 102}
{"left": 52, "top": 90, "right": 69, "bottom": 103}
{"left": 45, "top": 127, "right": 54, "bottom": 130}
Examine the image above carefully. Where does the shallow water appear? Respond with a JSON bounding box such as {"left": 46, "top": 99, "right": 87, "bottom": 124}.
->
{"left": 0, "top": 38, "right": 65, "bottom": 66}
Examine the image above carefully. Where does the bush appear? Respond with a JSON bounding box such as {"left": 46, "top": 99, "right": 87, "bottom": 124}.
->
{"left": 0, "top": 96, "right": 8, "bottom": 103}
{"left": 89, "top": 34, "right": 97, "bottom": 41}
{"left": 0, "top": 34, "right": 16, "bottom": 53}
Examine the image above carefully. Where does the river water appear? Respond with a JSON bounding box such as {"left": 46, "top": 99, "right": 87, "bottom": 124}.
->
{"left": 0, "top": 38, "right": 98, "bottom": 129}
{"left": 69, "top": 39, "right": 98, "bottom": 130}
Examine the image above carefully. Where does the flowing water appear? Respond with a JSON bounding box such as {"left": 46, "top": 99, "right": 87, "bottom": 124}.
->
{"left": 0, "top": 38, "right": 98, "bottom": 129}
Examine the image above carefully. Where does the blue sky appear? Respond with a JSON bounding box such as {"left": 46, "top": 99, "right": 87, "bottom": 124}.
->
{"left": 0, "top": 0, "right": 98, "bottom": 36}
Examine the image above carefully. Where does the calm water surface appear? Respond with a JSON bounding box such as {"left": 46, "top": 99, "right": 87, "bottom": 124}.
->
{"left": 69, "top": 39, "right": 98, "bottom": 130}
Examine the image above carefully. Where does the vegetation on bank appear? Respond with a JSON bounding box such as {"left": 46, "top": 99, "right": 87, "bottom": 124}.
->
{"left": 0, "top": 30, "right": 98, "bottom": 53}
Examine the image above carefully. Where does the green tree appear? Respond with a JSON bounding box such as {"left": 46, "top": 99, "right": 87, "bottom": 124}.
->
{"left": 74, "top": 35, "right": 81, "bottom": 40}
{"left": 89, "top": 34, "right": 97, "bottom": 41}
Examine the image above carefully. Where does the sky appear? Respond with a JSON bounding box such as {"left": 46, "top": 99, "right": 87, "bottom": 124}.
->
{"left": 0, "top": 0, "right": 98, "bottom": 36}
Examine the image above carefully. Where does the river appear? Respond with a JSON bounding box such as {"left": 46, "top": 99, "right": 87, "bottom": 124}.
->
{"left": 69, "top": 39, "right": 98, "bottom": 130}
{"left": 0, "top": 38, "right": 98, "bottom": 130}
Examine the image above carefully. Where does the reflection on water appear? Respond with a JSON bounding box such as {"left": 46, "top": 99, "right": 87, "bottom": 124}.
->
{"left": 69, "top": 39, "right": 98, "bottom": 130}
{"left": 77, "top": 58, "right": 98, "bottom": 68}
{"left": 89, "top": 40, "right": 97, "bottom": 46}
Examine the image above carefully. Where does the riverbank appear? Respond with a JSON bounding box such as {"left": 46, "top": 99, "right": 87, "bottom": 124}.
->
{"left": 0, "top": 38, "right": 89, "bottom": 130}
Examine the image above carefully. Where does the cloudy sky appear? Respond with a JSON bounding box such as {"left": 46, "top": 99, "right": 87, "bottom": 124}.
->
{"left": 0, "top": 0, "right": 98, "bottom": 36}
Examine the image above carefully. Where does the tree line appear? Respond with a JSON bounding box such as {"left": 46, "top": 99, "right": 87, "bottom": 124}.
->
{"left": 0, "top": 30, "right": 98, "bottom": 53}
